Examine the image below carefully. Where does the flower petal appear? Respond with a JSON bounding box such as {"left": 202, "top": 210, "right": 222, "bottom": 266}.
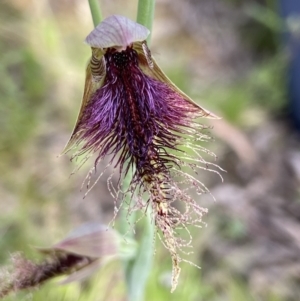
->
{"left": 52, "top": 223, "right": 119, "bottom": 258}
{"left": 85, "top": 15, "right": 150, "bottom": 49}
{"left": 63, "top": 48, "right": 106, "bottom": 152}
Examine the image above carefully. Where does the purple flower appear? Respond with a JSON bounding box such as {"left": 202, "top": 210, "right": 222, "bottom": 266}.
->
{"left": 64, "top": 15, "right": 220, "bottom": 291}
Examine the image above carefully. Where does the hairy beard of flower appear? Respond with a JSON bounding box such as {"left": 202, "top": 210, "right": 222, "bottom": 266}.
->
{"left": 66, "top": 35, "right": 221, "bottom": 290}
{"left": 76, "top": 46, "right": 199, "bottom": 177}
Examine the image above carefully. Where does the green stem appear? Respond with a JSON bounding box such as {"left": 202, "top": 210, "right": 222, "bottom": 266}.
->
{"left": 125, "top": 211, "right": 154, "bottom": 301}
{"left": 137, "top": 0, "right": 156, "bottom": 43}
{"left": 86, "top": 1, "right": 156, "bottom": 300}
{"left": 119, "top": 3, "right": 157, "bottom": 301}
{"left": 88, "top": 0, "right": 102, "bottom": 27}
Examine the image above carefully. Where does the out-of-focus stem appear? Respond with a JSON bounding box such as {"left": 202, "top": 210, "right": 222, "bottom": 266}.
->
{"left": 86, "top": 1, "right": 156, "bottom": 300}
{"left": 125, "top": 210, "right": 154, "bottom": 301}
{"left": 120, "top": 4, "right": 157, "bottom": 301}
{"left": 88, "top": 0, "right": 102, "bottom": 27}
{"left": 137, "top": 0, "right": 156, "bottom": 44}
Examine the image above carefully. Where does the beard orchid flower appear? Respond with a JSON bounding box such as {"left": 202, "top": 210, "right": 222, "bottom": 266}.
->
{"left": 64, "top": 15, "right": 220, "bottom": 291}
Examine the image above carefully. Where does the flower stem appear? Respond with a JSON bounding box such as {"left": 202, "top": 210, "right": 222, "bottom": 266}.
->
{"left": 86, "top": 1, "right": 156, "bottom": 300}
{"left": 120, "top": 3, "right": 157, "bottom": 300}
{"left": 88, "top": 0, "right": 102, "bottom": 27}
{"left": 125, "top": 211, "right": 154, "bottom": 301}
{"left": 137, "top": 0, "right": 156, "bottom": 43}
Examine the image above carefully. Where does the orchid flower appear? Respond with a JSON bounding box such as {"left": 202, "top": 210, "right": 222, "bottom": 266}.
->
{"left": 64, "top": 15, "right": 220, "bottom": 291}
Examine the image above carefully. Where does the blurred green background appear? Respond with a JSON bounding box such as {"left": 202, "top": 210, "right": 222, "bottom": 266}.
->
{"left": 1, "top": 0, "right": 300, "bottom": 300}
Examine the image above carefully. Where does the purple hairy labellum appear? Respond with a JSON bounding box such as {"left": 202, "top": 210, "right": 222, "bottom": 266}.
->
{"left": 64, "top": 15, "right": 222, "bottom": 291}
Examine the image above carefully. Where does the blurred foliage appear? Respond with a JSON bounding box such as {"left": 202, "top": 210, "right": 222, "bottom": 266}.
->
{"left": 242, "top": 0, "right": 282, "bottom": 55}
{"left": 202, "top": 54, "right": 287, "bottom": 125}
{"left": 202, "top": 1, "right": 286, "bottom": 127}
